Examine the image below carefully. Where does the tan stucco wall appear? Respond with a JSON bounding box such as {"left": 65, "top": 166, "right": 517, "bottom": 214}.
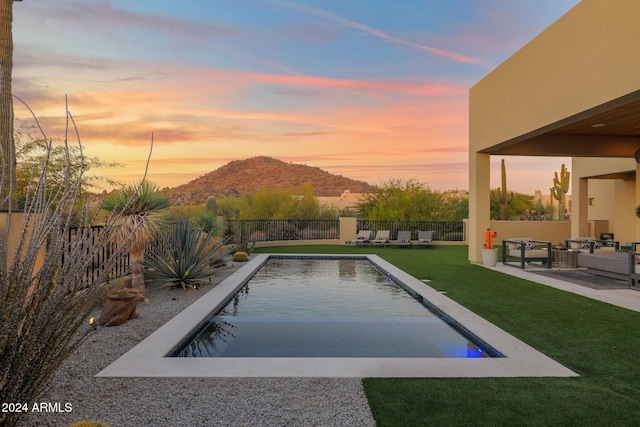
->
{"left": 586, "top": 179, "right": 615, "bottom": 221}
{"left": 572, "top": 157, "right": 637, "bottom": 244}
{"left": 339, "top": 217, "right": 358, "bottom": 243}
{"left": 470, "top": 1, "right": 640, "bottom": 153}
{"left": 468, "top": 0, "right": 640, "bottom": 263}
{"left": 0, "top": 212, "right": 46, "bottom": 273}
{"left": 613, "top": 178, "right": 636, "bottom": 244}
{"left": 489, "top": 220, "right": 571, "bottom": 248}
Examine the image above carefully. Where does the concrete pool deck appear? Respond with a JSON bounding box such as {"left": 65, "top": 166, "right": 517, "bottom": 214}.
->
{"left": 98, "top": 254, "right": 577, "bottom": 379}
{"left": 486, "top": 263, "right": 640, "bottom": 313}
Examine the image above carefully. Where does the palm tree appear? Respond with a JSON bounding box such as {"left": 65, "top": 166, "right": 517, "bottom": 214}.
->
{"left": 102, "top": 180, "right": 171, "bottom": 290}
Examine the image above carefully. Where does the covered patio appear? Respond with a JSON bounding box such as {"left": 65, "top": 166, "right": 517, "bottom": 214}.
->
{"left": 468, "top": 0, "right": 640, "bottom": 264}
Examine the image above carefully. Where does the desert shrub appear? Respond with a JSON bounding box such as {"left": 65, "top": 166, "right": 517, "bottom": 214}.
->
{"left": 194, "top": 210, "right": 223, "bottom": 236}
{"left": 144, "top": 220, "right": 235, "bottom": 289}
{"left": 0, "top": 103, "right": 131, "bottom": 427}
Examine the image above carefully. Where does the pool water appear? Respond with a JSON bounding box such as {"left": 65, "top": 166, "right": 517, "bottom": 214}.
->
{"left": 172, "top": 258, "right": 492, "bottom": 358}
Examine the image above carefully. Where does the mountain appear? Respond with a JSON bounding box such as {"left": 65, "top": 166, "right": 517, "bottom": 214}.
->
{"left": 167, "top": 156, "right": 374, "bottom": 205}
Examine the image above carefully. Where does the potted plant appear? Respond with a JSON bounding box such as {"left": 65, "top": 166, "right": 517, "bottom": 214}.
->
{"left": 481, "top": 228, "right": 499, "bottom": 267}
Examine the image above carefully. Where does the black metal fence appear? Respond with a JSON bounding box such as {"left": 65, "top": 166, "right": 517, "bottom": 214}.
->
{"left": 227, "top": 219, "right": 340, "bottom": 242}
{"left": 67, "top": 219, "right": 465, "bottom": 285}
{"left": 356, "top": 220, "right": 465, "bottom": 241}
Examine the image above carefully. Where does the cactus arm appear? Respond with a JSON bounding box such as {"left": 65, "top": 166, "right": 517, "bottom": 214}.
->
{"left": 550, "top": 164, "right": 570, "bottom": 220}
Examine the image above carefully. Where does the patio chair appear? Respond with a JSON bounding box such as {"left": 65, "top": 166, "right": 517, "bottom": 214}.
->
{"left": 502, "top": 237, "right": 552, "bottom": 269}
{"left": 393, "top": 231, "right": 412, "bottom": 248}
{"left": 346, "top": 229, "right": 373, "bottom": 245}
{"left": 416, "top": 230, "right": 434, "bottom": 249}
{"left": 370, "top": 230, "right": 391, "bottom": 247}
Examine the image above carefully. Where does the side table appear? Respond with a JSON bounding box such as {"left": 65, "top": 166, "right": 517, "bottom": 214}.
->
{"left": 551, "top": 249, "right": 578, "bottom": 268}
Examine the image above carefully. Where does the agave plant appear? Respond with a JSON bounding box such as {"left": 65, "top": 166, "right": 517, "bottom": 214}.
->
{"left": 194, "top": 210, "right": 223, "bottom": 236}
{"left": 102, "top": 180, "right": 171, "bottom": 290}
{"left": 145, "top": 220, "right": 236, "bottom": 289}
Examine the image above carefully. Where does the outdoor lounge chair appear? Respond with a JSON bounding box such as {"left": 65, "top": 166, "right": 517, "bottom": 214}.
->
{"left": 416, "top": 230, "right": 434, "bottom": 248}
{"left": 347, "top": 229, "right": 373, "bottom": 245}
{"left": 502, "top": 237, "right": 552, "bottom": 269}
{"left": 393, "top": 231, "right": 412, "bottom": 248}
{"left": 370, "top": 230, "right": 391, "bottom": 247}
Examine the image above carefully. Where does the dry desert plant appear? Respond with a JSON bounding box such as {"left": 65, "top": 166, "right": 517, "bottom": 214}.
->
{"left": 0, "top": 101, "right": 135, "bottom": 427}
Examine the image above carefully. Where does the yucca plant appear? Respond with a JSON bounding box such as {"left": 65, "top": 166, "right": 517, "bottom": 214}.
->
{"left": 102, "top": 180, "right": 171, "bottom": 290}
{"left": 145, "top": 220, "right": 236, "bottom": 289}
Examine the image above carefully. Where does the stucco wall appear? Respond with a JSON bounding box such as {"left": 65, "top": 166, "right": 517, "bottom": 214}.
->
{"left": 613, "top": 179, "right": 636, "bottom": 244}
{"left": 470, "top": 0, "right": 640, "bottom": 152}
{"left": 468, "top": 0, "right": 640, "bottom": 263}
{"left": 488, "top": 220, "right": 571, "bottom": 249}
{"left": 572, "top": 157, "right": 637, "bottom": 244}
{"left": 0, "top": 212, "right": 46, "bottom": 273}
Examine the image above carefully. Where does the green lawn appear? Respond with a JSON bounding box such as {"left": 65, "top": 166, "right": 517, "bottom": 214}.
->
{"left": 255, "top": 245, "right": 640, "bottom": 426}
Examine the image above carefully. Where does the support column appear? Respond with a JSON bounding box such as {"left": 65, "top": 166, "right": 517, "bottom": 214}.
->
{"left": 339, "top": 217, "right": 357, "bottom": 244}
{"left": 468, "top": 152, "right": 491, "bottom": 263}
{"left": 571, "top": 175, "right": 589, "bottom": 239}
{"left": 636, "top": 163, "right": 640, "bottom": 241}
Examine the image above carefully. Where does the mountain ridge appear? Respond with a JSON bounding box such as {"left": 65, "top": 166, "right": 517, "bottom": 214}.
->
{"left": 167, "top": 156, "right": 374, "bottom": 205}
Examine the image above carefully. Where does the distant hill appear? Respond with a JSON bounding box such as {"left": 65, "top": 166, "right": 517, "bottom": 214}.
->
{"left": 167, "top": 156, "right": 374, "bottom": 205}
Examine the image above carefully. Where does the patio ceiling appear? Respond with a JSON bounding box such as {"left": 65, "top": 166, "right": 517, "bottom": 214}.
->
{"left": 481, "top": 89, "right": 640, "bottom": 158}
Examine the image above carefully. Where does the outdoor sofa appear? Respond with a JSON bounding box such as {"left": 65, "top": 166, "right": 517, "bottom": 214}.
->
{"left": 629, "top": 243, "right": 640, "bottom": 287}
{"left": 502, "top": 237, "right": 552, "bottom": 269}
{"left": 565, "top": 237, "right": 619, "bottom": 254}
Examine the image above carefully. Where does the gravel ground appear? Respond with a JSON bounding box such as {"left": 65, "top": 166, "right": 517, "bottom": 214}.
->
{"left": 18, "top": 263, "right": 376, "bottom": 427}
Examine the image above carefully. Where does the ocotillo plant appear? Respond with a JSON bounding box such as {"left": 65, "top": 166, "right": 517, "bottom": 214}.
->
{"left": 550, "top": 164, "right": 570, "bottom": 220}
{"left": 490, "top": 159, "right": 513, "bottom": 220}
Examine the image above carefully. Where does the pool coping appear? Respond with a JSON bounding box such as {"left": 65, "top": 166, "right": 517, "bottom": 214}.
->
{"left": 97, "top": 254, "right": 577, "bottom": 378}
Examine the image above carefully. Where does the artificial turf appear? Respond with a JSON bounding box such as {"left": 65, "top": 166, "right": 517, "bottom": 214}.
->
{"left": 256, "top": 245, "right": 640, "bottom": 426}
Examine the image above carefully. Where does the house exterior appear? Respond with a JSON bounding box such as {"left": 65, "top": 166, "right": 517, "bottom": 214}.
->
{"left": 468, "top": 0, "right": 640, "bottom": 263}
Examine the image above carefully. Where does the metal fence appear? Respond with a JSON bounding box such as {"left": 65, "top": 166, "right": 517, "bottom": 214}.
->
{"left": 227, "top": 219, "right": 340, "bottom": 242}
{"left": 67, "top": 219, "right": 464, "bottom": 285}
{"left": 356, "top": 220, "right": 466, "bottom": 241}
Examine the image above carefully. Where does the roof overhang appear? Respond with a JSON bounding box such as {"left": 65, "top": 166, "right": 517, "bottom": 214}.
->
{"left": 480, "top": 89, "right": 640, "bottom": 158}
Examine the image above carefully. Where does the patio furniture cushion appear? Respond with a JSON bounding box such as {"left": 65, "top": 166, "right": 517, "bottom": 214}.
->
{"left": 517, "top": 240, "right": 536, "bottom": 250}
{"left": 581, "top": 240, "right": 600, "bottom": 250}
{"left": 509, "top": 249, "right": 550, "bottom": 258}
{"left": 505, "top": 238, "right": 534, "bottom": 252}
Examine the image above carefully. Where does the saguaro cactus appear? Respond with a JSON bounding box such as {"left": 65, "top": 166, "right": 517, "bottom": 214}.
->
{"left": 490, "top": 159, "right": 513, "bottom": 220}
{"left": 205, "top": 195, "right": 217, "bottom": 216}
{"left": 550, "top": 164, "right": 570, "bottom": 220}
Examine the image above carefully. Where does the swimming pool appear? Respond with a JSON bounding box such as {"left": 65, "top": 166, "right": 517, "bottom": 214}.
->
{"left": 170, "top": 257, "right": 499, "bottom": 358}
{"left": 98, "top": 254, "right": 577, "bottom": 378}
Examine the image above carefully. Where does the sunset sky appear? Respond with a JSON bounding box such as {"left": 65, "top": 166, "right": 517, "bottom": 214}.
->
{"left": 12, "top": 0, "right": 580, "bottom": 195}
